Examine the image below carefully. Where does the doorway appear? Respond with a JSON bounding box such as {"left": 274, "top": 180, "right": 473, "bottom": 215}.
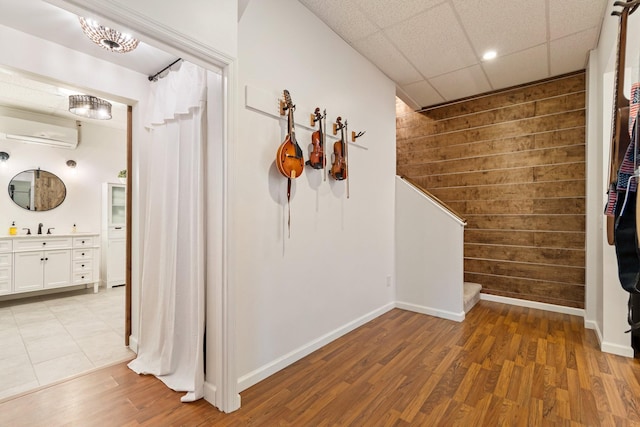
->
{"left": 0, "top": 0, "right": 237, "bottom": 411}
{"left": 0, "top": 67, "right": 134, "bottom": 399}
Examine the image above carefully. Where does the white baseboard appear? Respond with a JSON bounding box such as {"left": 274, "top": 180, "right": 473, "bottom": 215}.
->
{"left": 395, "top": 301, "right": 465, "bottom": 322}
{"left": 584, "top": 319, "right": 603, "bottom": 347}
{"left": 236, "top": 302, "right": 395, "bottom": 392}
{"left": 204, "top": 381, "right": 241, "bottom": 413}
{"left": 584, "top": 318, "right": 600, "bottom": 334}
{"left": 128, "top": 335, "right": 138, "bottom": 353}
{"left": 601, "top": 340, "right": 635, "bottom": 358}
{"left": 203, "top": 381, "right": 216, "bottom": 404}
{"left": 480, "top": 293, "right": 585, "bottom": 317}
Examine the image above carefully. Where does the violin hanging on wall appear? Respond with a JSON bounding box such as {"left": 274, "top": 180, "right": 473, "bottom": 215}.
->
{"left": 330, "top": 116, "right": 350, "bottom": 198}
{"left": 276, "top": 89, "right": 304, "bottom": 236}
{"left": 307, "top": 108, "right": 326, "bottom": 180}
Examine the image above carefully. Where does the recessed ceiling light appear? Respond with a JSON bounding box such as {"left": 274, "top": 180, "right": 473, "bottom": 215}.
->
{"left": 482, "top": 50, "right": 497, "bottom": 61}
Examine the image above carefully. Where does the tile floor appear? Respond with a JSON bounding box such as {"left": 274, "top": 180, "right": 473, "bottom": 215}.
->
{"left": 0, "top": 286, "right": 135, "bottom": 400}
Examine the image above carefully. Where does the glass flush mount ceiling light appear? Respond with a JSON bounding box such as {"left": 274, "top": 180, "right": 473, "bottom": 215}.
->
{"left": 78, "top": 17, "right": 139, "bottom": 53}
{"left": 69, "top": 95, "right": 112, "bottom": 120}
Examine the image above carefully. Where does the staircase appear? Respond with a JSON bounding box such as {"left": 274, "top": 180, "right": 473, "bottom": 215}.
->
{"left": 463, "top": 282, "right": 482, "bottom": 313}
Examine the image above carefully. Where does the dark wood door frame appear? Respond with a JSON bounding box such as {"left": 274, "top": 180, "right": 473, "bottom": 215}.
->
{"left": 125, "top": 105, "right": 132, "bottom": 345}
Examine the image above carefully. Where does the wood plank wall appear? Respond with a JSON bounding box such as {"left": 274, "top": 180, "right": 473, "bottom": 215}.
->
{"left": 396, "top": 72, "right": 586, "bottom": 308}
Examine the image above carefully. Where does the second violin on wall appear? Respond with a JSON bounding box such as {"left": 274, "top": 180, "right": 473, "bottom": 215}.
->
{"left": 329, "top": 116, "right": 349, "bottom": 199}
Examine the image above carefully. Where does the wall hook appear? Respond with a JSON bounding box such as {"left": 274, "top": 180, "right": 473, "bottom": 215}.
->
{"left": 352, "top": 130, "right": 366, "bottom": 142}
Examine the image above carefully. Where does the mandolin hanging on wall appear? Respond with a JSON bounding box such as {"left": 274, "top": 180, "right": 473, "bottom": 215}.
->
{"left": 276, "top": 89, "right": 304, "bottom": 236}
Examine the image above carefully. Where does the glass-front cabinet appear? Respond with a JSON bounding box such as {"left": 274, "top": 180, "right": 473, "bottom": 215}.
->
{"left": 101, "top": 183, "right": 126, "bottom": 288}
{"left": 109, "top": 184, "right": 126, "bottom": 226}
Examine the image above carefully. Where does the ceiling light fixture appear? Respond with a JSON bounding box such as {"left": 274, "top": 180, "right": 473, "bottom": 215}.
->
{"left": 69, "top": 95, "right": 112, "bottom": 120}
{"left": 482, "top": 50, "right": 497, "bottom": 61}
{"left": 66, "top": 160, "right": 77, "bottom": 168}
{"left": 78, "top": 17, "right": 139, "bottom": 53}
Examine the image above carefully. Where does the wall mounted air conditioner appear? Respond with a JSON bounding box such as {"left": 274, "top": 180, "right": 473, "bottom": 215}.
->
{"left": 0, "top": 116, "right": 78, "bottom": 149}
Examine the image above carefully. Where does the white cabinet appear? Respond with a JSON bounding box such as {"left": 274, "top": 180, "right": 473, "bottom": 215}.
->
{"left": 105, "top": 238, "right": 126, "bottom": 287}
{"left": 14, "top": 251, "right": 44, "bottom": 292}
{"left": 13, "top": 238, "right": 72, "bottom": 292}
{"left": 2, "top": 234, "right": 100, "bottom": 297}
{"left": 102, "top": 183, "right": 126, "bottom": 288}
{"left": 0, "top": 240, "right": 12, "bottom": 295}
{"left": 71, "top": 236, "right": 99, "bottom": 290}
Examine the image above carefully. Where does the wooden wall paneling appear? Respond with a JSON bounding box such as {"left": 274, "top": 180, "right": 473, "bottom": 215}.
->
{"left": 397, "top": 109, "right": 585, "bottom": 146}
{"left": 463, "top": 230, "right": 585, "bottom": 249}
{"left": 396, "top": 72, "right": 586, "bottom": 308}
{"left": 414, "top": 72, "right": 586, "bottom": 121}
{"left": 464, "top": 244, "right": 585, "bottom": 267}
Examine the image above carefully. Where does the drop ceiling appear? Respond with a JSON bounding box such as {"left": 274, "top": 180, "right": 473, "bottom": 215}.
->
{"left": 298, "top": 0, "right": 608, "bottom": 109}
{"left": 0, "top": 0, "right": 608, "bottom": 119}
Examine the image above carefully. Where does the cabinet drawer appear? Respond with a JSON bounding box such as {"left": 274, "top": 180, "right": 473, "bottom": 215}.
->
{"left": 0, "top": 253, "right": 11, "bottom": 267}
{"left": 73, "top": 248, "right": 94, "bottom": 261}
{"left": 0, "top": 240, "right": 12, "bottom": 253}
{"left": 14, "top": 237, "right": 72, "bottom": 251}
{"left": 73, "top": 236, "right": 96, "bottom": 247}
{"left": 108, "top": 226, "right": 126, "bottom": 238}
{"left": 0, "top": 266, "right": 11, "bottom": 295}
{"left": 73, "top": 259, "right": 93, "bottom": 272}
{"left": 73, "top": 272, "right": 93, "bottom": 285}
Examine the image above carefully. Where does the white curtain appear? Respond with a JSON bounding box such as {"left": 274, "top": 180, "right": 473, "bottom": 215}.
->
{"left": 128, "top": 61, "right": 207, "bottom": 402}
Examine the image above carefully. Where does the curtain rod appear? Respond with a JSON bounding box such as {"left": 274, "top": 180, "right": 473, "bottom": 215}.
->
{"left": 148, "top": 58, "right": 183, "bottom": 82}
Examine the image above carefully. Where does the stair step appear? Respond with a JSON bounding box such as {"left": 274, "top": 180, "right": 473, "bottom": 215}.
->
{"left": 464, "top": 282, "right": 482, "bottom": 313}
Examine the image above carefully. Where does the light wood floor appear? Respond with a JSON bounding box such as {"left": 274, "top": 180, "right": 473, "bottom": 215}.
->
{"left": 2, "top": 301, "right": 640, "bottom": 426}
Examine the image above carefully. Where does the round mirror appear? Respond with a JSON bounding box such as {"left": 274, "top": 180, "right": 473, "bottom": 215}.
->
{"left": 8, "top": 169, "right": 66, "bottom": 211}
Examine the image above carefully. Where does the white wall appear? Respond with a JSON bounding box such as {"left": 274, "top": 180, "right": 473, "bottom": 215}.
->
{"left": 395, "top": 177, "right": 465, "bottom": 322}
{"left": 0, "top": 121, "right": 125, "bottom": 235}
{"left": 236, "top": 0, "right": 396, "bottom": 390}
{"left": 106, "top": 0, "right": 236, "bottom": 59}
{"left": 587, "top": 3, "right": 640, "bottom": 356}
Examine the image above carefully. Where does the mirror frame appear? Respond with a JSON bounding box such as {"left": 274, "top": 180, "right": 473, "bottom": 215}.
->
{"left": 8, "top": 168, "right": 67, "bottom": 211}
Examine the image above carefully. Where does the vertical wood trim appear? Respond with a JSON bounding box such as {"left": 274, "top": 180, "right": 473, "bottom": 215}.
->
{"left": 125, "top": 105, "right": 132, "bottom": 346}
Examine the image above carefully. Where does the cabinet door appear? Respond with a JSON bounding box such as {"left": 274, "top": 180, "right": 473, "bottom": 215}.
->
{"left": 109, "top": 185, "right": 126, "bottom": 226}
{"left": 107, "top": 238, "right": 126, "bottom": 286}
{"left": 0, "top": 252, "right": 12, "bottom": 295}
{"left": 0, "top": 267, "right": 11, "bottom": 295}
{"left": 44, "top": 250, "right": 71, "bottom": 288}
{"left": 14, "top": 251, "right": 44, "bottom": 292}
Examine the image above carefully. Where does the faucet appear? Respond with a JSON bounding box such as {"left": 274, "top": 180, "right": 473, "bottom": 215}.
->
{"left": 47, "top": 228, "right": 55, "bottom": 235}
{"left": 37, "top": 223, "right": 43, "bottom": 235}
{"left": 22, "top": 228, "right": 31, "bottom": 235}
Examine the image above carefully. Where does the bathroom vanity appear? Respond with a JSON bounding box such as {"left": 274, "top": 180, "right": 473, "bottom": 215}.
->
{"left": 0, "top": 233, "right": 100, "bottom": 296}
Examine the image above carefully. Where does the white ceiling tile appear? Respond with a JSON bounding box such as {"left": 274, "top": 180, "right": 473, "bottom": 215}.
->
{"left": 384, "top": 2, "right": 478, "bottom": 78}
{"left": 483, "top": 44, "right": 549, "bottom": 90}
{"left": 352, "top": 0, "right": 446, "bottom": 29}
{"left": 351, "top": 32, "right": 423, "bottom": 85}
{"left": 298, "top": 0, "right": 379, "bottom": 42}
{"left": 400, "top": 80, "right": 444, "bottom": 107}
{"left": 549, "top": 0, "right": 607, "bottom": 40}
{"left": 429, "top": 65, "right": 492, "bottom": 102}
{"left": 550, "top": 28, "right": 598, "bottom": 75}
{"left": 452, "top": 0, "right": 547, "bottom": 57}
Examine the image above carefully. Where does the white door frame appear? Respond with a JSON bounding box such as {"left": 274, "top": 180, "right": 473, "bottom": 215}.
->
{"left": 47, "top": 0, "right": 239, "bottom": 412}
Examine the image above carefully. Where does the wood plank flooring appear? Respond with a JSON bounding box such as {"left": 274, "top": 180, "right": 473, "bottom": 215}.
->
{"left": 2, "top": 302, "right": 640, "bottom": 426}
